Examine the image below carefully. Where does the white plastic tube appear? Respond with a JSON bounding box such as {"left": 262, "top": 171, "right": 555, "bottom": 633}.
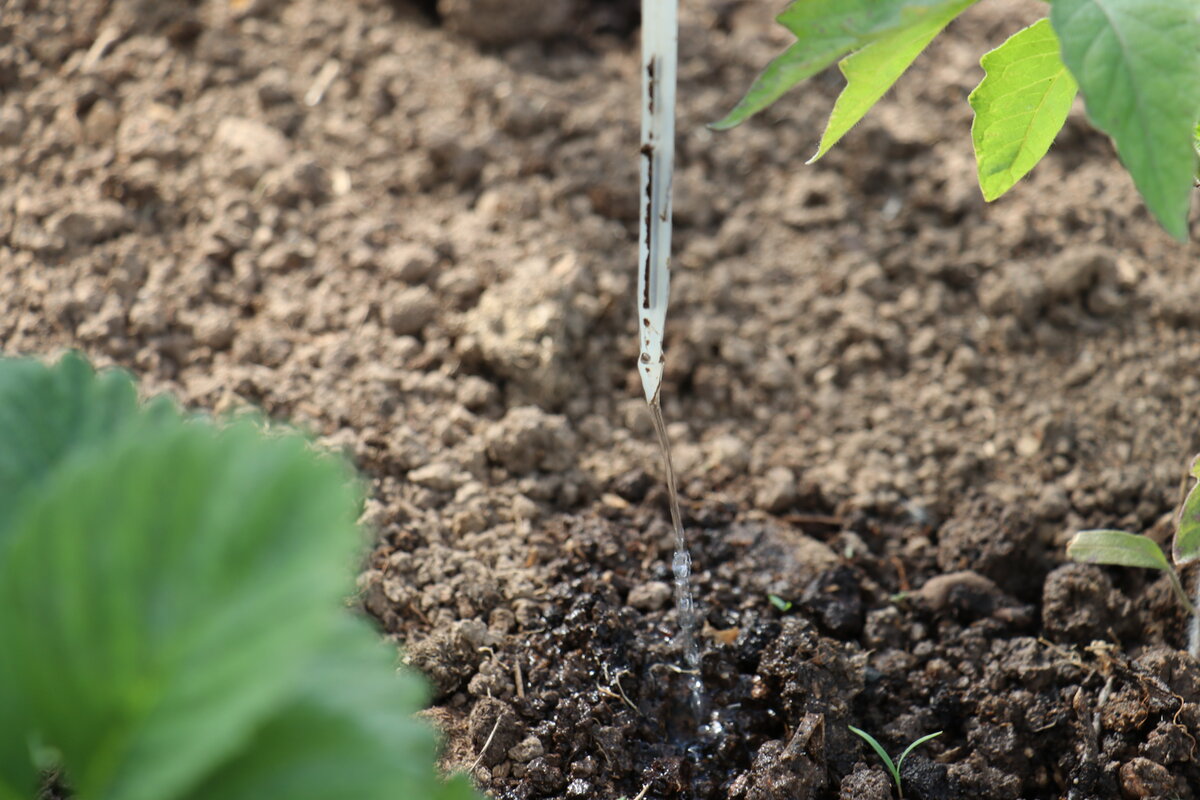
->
{"left": 636, "top": 0, "right": 678, "bottom": 405}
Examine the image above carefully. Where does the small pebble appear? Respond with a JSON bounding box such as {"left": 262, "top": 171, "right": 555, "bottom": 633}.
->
{"left": 627, "top": 580, "right": 672, "bottom": 612}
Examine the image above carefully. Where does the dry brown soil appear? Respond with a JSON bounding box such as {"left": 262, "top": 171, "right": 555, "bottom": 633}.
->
{"left": 3, "top": 0, "right": 1200, "bottom": 798}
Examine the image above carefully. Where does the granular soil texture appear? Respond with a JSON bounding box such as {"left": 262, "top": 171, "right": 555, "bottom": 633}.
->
{"left": 3, "top": 0, "right": 1200, "bottom": 798}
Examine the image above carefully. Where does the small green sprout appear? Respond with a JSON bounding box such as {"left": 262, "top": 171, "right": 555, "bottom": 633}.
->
{"left": 848, "top": 726, "right": 942, "bottom": 800}
{"left": 768, "top": 593, "right": 793, "bottom": 612}
{"left": 1066, "top": 455, "right": 1200, "bottom": 657}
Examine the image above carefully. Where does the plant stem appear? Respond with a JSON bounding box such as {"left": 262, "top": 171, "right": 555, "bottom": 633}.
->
{"left": 1163, "top": 565, "right": 1200, "bottom": 657}
{"left": 1189, "top": 568, "right": 1200, "bottom": 659}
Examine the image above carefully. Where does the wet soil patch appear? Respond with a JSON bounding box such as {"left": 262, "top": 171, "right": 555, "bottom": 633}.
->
{"left": 370, "top": 491, "right": 1200, "bottom": 799}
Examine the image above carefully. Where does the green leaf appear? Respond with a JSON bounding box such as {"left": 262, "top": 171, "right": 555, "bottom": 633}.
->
{"left": 810, "top": 0, "right": 974, "bottom": 162}
{"left": 1174, "top": 479, "right": 1200, "bottom": 565}
{"left": 0, "top": 689, "right": 34, "bottom": 800}
{"left": 1194, "top": 123, "right": 1200, "bottom": 179}
{"left": 848, "top": 725, "right": 897, "bottom": 782}
{"left": 896, "top": 730, "right": 943, "bottom": 774}
{"left": 0, "top": 353, "right": 142, "bottom": 538}
{"left": 1066, "top": 529, "right": 1172, "bottom": 571}
{"left": 0, "top": 420, "right": 362, "bottom": 800}
{"left": 712, "top": 0, "right": 979, "bottom": 130}
{"left": 185, "top": 617, "right": 478, "bottom": 800}
{"left": 0, "top": 353, "right": 147, "bottom": 795}
{"left": 969, "top": 18, "right": 1078, "bottom": 200}
{"left": 1050, "top": 0, "right": 1200, "bottom": 240}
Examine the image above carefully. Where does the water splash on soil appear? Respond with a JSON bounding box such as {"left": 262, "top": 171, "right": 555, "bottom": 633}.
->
{"left": 648, "top": 399, "right": 706, "bottom": 726}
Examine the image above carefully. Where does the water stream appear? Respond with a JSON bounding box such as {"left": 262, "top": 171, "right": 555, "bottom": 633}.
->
{"left": 647, "top": 399, "right": 704, "bottom": 724}
{"left": 637, "top": 0, "right": 721, "bottom": 740}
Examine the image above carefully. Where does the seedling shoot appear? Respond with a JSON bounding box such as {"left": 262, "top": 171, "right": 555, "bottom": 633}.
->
{"left": 1067, "top": 455, "right": 1200, "bottom": 656}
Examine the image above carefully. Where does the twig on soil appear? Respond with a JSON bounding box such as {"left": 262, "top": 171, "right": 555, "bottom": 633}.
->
{"left": 514, "top": 658, "right": 525, "bottom": 700}
{"left": 405, "top": 598, "right": 431, "bottom": 626}
{"left": 1036, "top": 637, "right": 1092, "bottom": 674}
{"left": 478, "top": 646, "right": 504, "bottom": 666}
{"left": 891, "top": 556, "right": 910, "bottom": 593}
{"left": 613, "top": 672, "right": 637, "bottom": 712}
{"left": 597, "top": 685, "right": 627, "bottom": 708}
{"left": 304, "top": 59, "right": 340, "bottom": 106}
{"left": 1093, "top": 676, "right": 1114, "bottom": 738}
{"left": 657, "top": 662, "right": 699, "bottom": 676}
{"left": 469, "top": 716, "right": 503, "bottom": 775}
{"left": 602, "top": 664, "right": 639, "bottom": 714}
{"left": 82, "top": 26, "right": 121, "bottom": 71}
{"left": 782, "top": 512, "right": 843, "bottom": 528}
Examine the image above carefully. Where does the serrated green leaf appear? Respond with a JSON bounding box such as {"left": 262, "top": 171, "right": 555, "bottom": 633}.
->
{"left": 969, "top": 19, "right": 1078, "bottom": 200}
{"left": 1174, "top": 479, "right": 1200, "bottom": 565}
{"left": 0, "top": 353, "right": 147, "bottom": 795}
{"left": 712, "top": 0, "right": 978, "bottom": 130}
{"left": 0, "top": 420, "right": 362, "bottom": 800}
{"left": 1066, "top": 529, "right": 1172, "bottom": 571}
{"left": 1050, "top": 0, "right": 1200, "bottom": 240}
{"left": 0, "top": 353, "right": 142, "bottom": 538}
{"left": 810, "top": 0, "right": 974, "bottom": 162}
{"left": 185, "top": 617, "right": 478, "bottom": 800}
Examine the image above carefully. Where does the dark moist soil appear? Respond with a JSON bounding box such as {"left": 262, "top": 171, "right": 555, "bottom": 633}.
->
{"left": 3, "top": 0, "right": 1200, "bottom": 798}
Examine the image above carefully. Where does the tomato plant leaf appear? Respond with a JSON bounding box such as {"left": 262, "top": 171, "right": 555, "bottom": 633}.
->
{"left": 712, "top": 0, "right": 979, "bottom": 130}
{"left": 809, "top": 0, "right": 974, "bottom": 162}
{"left": 0, "top": 420, "right": 362, "bottom": 800}
{"left": 968, "top": 18, "right": 1078, "bottom": 201}
{"left": 1050, "top": 0, "right": 1200, "bottom": 240}
{"left": 1174, "top": 479, "right": 1200, "bottom": 565}
{"left": 1066, "top": 529, "right": 1172, "bottom": 571}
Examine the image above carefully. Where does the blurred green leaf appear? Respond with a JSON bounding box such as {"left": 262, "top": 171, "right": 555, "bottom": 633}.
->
{"left": 969, "top": 18, "right": 1078, "bottom": 200}
{"left": 1174, "top": 480, "right": 1200, "bottom": 565}
{"left": 0, "top": 353, "right": 141, "bottom": 538}
{"left": 712, "top": 0, "right": 978, "bottom": 129}
{"left": 1050, "top": 0, "right": 1200, "bottom": 240}
{"left": 0, "top": 419, "right": 361, "bottom": 800}
{"left": 1066, "top": 529, "right": 1171, "bottom": 571}
{"left": 809, "top": 0, "right": 973, "bottom": 161}
{"left": 186, "top": 616, "right": 475, "bottom": 800}
{"left": 0, "top": 353, "right": 145, "bottom": 795}
{"left": 1194, "top": 123, "right": 1199, "bottom": 179}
